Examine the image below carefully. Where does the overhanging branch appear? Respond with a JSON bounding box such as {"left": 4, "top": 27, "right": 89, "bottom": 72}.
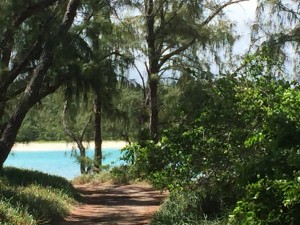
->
{"left": 201, "top": 0, "right": 249, "bottom": 27}
{"left": 158, "top": 39, "right": 195, "bottom": 68}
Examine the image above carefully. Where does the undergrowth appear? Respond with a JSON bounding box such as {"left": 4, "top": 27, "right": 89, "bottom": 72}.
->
{"left": 72, "top": 165, "right": 141, "bottom": 185}
{"left": 151, "top": 190, "right": 228, "bottom": 225}
{"left": 0, "top": 167, "right": 78, "bottom": 225}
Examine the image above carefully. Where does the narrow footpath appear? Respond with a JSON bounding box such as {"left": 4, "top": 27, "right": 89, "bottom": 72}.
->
{"left": 59, "top": 183, "right": 166, "bottom": 225}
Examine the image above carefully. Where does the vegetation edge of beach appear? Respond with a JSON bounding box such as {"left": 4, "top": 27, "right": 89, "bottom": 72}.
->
{"left": 0, "top": 165, "right": 163, "bottom": 225}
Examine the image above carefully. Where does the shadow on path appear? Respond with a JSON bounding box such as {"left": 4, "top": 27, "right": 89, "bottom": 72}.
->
{"left": 59, "top": 184, "right": 166, "bottom": 225}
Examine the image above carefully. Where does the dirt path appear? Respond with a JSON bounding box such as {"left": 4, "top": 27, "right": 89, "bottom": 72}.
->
{"left": 59, "top": 183, "right": 166, "bottom": 225}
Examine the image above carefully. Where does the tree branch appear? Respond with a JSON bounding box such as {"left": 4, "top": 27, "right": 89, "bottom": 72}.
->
{"left": 158, "top": 39, "right": 195, "bottom": 68}
{"left": 133, "top": 63, "right": 147, "bottom": 101}
{"left": 62, "top": 101, "right": 80, "bottom": 143}
{"left": 157, "top": 0, "right": 248, "bottom": 71}
{"left": 0, "top": 40, "right": 42, "bottom": 93}
{"left": 201, "top": 0, "right": 249, "bottom": 28}
{"left": 14, "top": 0, "right": 59, "bottom": 27}
{"left": 0, "top": 0, "right": 81, "bottom": 154}
{"left": 80, "top": 112, "right": 93, "bottom": 142}
{"left": 0, "top": 0, "right": 59, "bottom": 67}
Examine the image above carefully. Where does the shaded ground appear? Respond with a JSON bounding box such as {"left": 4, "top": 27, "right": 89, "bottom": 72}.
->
{"left": 59, "top": 183, "right": 166, "bottom": 225}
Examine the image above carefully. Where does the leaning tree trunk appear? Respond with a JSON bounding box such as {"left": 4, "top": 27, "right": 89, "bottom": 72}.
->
{"left": 77, "top": 142, "right": 87, "bottom": 174}
{"left": 0, "top": 95, "right": 7, "bottom": 136}
{"left": 0, "top": 98, "right": 38, "bottom": 168}
{"left": 93, "top": 95, "right": 102, "bottom": 172}
{"left": 0, "top": 50, "right": 53, "bottom": 168}
{"left": 62, "top": 100, "right": 92, "bottom": 174}
{"left": 0, "top": 0, "right": 81, "bottom": 169}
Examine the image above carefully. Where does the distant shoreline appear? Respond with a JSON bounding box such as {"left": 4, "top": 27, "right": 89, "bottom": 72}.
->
{"left": 12, "top": 141, "right": 127, "bottom": 152}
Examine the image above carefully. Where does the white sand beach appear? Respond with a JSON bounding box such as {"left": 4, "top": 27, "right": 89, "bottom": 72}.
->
{"left": 12, "top": 141, "right": 127, "bottom": 152}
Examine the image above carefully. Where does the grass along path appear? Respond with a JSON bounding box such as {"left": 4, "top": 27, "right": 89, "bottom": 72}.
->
{"left": 58, "top": 183, "right": 166, "bottom": 225}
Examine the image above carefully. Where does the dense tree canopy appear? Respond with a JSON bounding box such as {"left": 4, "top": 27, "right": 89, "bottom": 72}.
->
{"left": 0, "top": 0, "right": 81, "bottom": 167}
{"left": 113, "top": 0, "right": 247, "bottom": 142}
{"left": 2, "top": 1, "right": 300, "bottom": 224}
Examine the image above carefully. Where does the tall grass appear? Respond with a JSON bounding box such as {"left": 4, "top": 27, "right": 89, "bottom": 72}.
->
{"left": 0, "top": 167, "right": 78, "bottom": 225}
{"left": 72, "top": 165, "right": 142, "bottom": 185}
{"left": 151, "top": 190, "right": 228, "bottom": 225}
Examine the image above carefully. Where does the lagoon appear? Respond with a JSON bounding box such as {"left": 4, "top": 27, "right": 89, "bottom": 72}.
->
{"left": 4, "top": 147, "right": 125, "bottom": 180}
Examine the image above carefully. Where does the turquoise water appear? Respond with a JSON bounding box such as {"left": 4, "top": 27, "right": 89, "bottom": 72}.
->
{"left": 4, "top": 148, "right": 125, "bottom": 180}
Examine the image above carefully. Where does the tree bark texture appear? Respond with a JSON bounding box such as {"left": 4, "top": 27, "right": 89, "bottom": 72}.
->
{"left": 78, "top": 142, "right": 87, "bottom": 174}
{"left": 146, "top": 0, "right": 160, "bottom": 143}
{"left": 149, "top": 77, "right": 159, "bottom": 143}
{"left": 94, "top": 95, "right": 102, "bottom": 171}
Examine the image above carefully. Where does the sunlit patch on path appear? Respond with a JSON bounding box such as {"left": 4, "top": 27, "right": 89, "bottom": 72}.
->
{"left": 58, "top": 184, "right": 166, "bottom": 225}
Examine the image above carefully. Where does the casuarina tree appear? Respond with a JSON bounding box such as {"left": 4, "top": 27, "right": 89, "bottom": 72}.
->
{"left": 0, "top": 0, "right": 81, "bottom": 168}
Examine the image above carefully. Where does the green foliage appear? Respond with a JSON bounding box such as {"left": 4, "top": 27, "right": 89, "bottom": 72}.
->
{"left": 2, "top": 1, "right": 300, "bottom": 224}
{"left": 0, "top": 199, "right": 36, "bottom": 225}
{"left": 255, "top": 1, "right": 300, "bottom": 76}
{"left": 0, "top": 0, "right": 81, "bottom": 156}
{"left": 72, "top": 172, "right": 112, "bottom": 185}
{"left": 72, "top": 165, "right": 140, "bottom": 185}
{"left": 17, "top": 91, "right": 68, "bottom": 142}
{"left": 151, "top": 190, "right": 227, "bottom": 225}
{"left": 109, "top": 83, "right": 145, "bottom": 141}
{"left": 156, "top": 54, "right": 300, "bottom": 189}
{"left": 229, "top": 178, "right": 300, "bottom": 225}
{"left": 1, "top": 167, "right": 78, "bottom": 198}
{"left": 17, "top": 85, "right": 143, "bottom": 142}
{"left": 0, "top": 167, "right": 78, "bottom": 225}
{"left": 121, "top": 142, "right": 166, "bottom": 182}
{"left": 0, "top": 185, "right": 71, "bottom": 224}
{"left": 128, "top": 52, "right": 300, "bottom": 223}
{"left": 109, "top": 165, "right": 139, "bottom": 184}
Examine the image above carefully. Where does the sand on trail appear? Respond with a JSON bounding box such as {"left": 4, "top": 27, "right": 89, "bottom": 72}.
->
{"left": 58, "top": 183, "right": 166, "bottom": 225}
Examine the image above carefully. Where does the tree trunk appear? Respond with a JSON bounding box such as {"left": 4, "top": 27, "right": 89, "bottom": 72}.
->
{"left": 62, "top": 99, "right": 92, "bottom": 174}
{"left": 0, "top": 107, "right": 30, "bottom": 169}
{"left": 0, "top": 67, "right": 63, "bottom": 169}
{"left": 146, "top": 0, "right": 160, "bottom": 143}
{"left": 0, "top": 49, "right": 53, "bottom": 168}
{"left": 0, "top": 0, "right": 81, "bottom": 169}
{"left": 149, "top": 76, "right": 159, "bottom": 143}
{"left": 0, "top": 95, "right": 7, "bottom": 136}
{"left": 77, "top": 142, "right": 87, "bottom": 174}
{"left": 94, "top": 95, "right": 102, "bottom": 171}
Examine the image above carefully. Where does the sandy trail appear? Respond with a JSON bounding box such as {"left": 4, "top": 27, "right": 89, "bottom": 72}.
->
{"left": 59, "top": 183, "right": 166, "bottom": 225}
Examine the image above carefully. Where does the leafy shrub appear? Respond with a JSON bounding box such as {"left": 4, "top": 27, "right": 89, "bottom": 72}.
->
{"left": 127, "top": 53, "right": 300, "bottom": 224}
{"left": 229, "top": 178, "right": 300, "bottom": 225}
{"left": 121, "top": 142, "right": 165, "bottom": 180}
{"left": 110, "top": 165, "right": 140, "bottom": 184}
{"left": 151, "top": 190, "right": 227, "bottom": 225}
